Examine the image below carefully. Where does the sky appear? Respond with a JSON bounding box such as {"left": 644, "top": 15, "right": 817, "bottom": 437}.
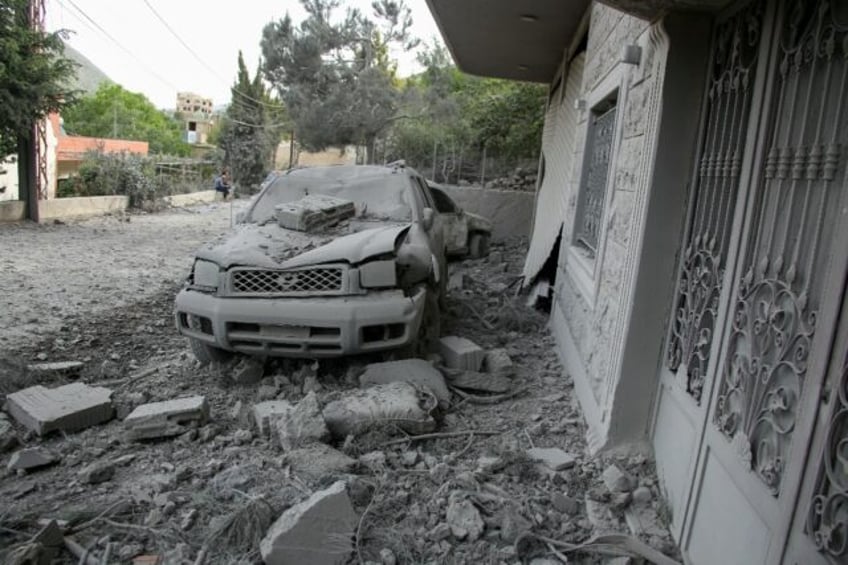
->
{"left": 45, "top": 0, "right": 443, "bottom": 110}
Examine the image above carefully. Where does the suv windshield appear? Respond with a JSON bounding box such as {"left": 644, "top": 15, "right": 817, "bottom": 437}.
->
{"left": 248, "top": 168, "right": 414, "bottom": 224}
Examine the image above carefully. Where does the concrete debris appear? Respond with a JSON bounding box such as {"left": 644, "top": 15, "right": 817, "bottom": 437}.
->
{"left": 446, "top": 370, "right": 512, "bottom": 393}
{"left": 26, "top": 360, "right": 84, "bottom": 376}
{"left": 499, "top": 504, "right": 532, "bottom": 543}
{"left": 0, "top": 413, "right": 19, "bottom": 452}
{"left": 260, "top": 480, "right": 358, "bottom": 565}
{"left": 359, "top": 451, "right": 387, "bottom": 470}
{"left": 482, "top": 348, "right": 513, "bottom": 374}
{"left": 252, "top": 400, "right": 293, "bottom": 438}
{"left": 230, "top": 356, "right": 264, "bottom": 385}
{"left": 79, "top": 460, "right": 115, "bottom": 484}
{"left": 446, "top": 494, "right": 484, "bottom": 541}
{"left": 603, "top": 464, "right": 635, "bottom": 493}
{"left": 632, "top": 486, "right": 652, "bottom": 505}
{"left": 379, "top": 547, "right": 397, "bottom": 565}
{"left": 624, "top": 506, "right": 667, "bottom": 538}
{"left": 302, "top": 374, "right": 324, "bottom": 394}
{"left": 180, "top": 508, "right": 198, "bottom": 531}
{"left": 275, "top": 391, "right": 330, "bottom": 451}
{"left": 6, "top": 382, "right": 114, "bottom": 436}
{"left": 7, "top": 447, "right": 59, "bottom": 472}
{"left": 527, "top": 447, "right": 578, "bottom": 471}
{"left": 123, "top": 396, "right": 209, "bottom": 440}
{"left": 428, "top": 522, "right": 451, "bottom": 541}
{"left": 359, "top": 358, "right": 451, "bottom": 408}
{"left": 284, "top": 443, "right": 356, "bottom": 479}
{"left": 476, "top": 455, "right": 506, "bottom": 474}
{"left": 551, "top": 493, "right": 581, "bottom": 515}
{"left": 439, "top": 336, "right": 485, "bottom": 371}
{"left": 585, "top": 498, "right": 618, "bottom": 534}
{"left": 322, "top": 382, "right": 438, "bottom": 438}
{"left": 274, "top": 194, "right": 355, "bottom": 232}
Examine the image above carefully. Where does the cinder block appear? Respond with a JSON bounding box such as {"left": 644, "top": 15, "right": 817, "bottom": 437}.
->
{"left": 6, "top": 383, "right": 114, "bottom": 435}
{"left": 124, "top": 396, "right": 209, "bottom": 441}
{"left": 252, "top": 400, "right": 293, "bottom": 438}
{"left": 438, "top": 336, "right": 485, "bottom": 371}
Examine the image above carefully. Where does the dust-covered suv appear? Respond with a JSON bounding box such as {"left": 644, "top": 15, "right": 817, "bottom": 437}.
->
{"left": 175, "top": 163, "right": 447, "bottom": 363}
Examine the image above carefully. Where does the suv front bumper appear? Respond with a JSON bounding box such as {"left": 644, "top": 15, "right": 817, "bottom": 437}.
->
{"left": 174, "top": 286, "right": 426, "bottom": 358}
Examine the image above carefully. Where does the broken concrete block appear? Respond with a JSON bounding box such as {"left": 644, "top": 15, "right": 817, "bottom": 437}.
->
{"left": 447, "top": 270, "right": 465, "bottom": 291}
{"left": 446, "top": 495, "right": 484, "bottom": 541}
{"left": 0, "top": 413, "right": 19, "bottom": 453}
{"left": 359, "top": 359, "right": 451, "bottom": 408}
{"left": 527, "top": 447, "right": 577, "bottom": 471}
{"left": 632, "top": 486, "right": 652, "bottom": 505}
{"left": 252, "top": 400, "right": 293, "bottom": 438}
{"left": 602, "top": 464, "right": 635, "bottom": 493}
{"left": 274, "top": 195, "right": 356, "bottom": 232}
{"left": 260, "top": 480, "right": 357, "bottom": 565}
{"left": 551, "top": 493, "right": 580, "bottom": 515}
{"left": 79, "top": 460, "right": 115, "bottom": 484}
{"left": 438, "top": 336, "right": 485, "bottom": 371}
{"left": 275, "top": 392, "right": 329, "bottom": 451}
{"left": 284, "top": 444, "right": 356, "bottom": 479}
{"left": 6, "top": 383, "right": 113, "bottom": 435}
{"left": 230, "top": 357, "right": 264, "bottom": 385}
{"left": 26, "top": 361, "right": 84, "bottom": 376}
{"left": 322, "top": 382, "right": 437, "bottom": 438}
{"left": 8, "top": 447, "right": 58, "bottom": 471}
{"left": 482, "top": 348, "right": 513, "bottom": 374}
{"left": 124, "top": 396, "right": 209, "bottom": 441}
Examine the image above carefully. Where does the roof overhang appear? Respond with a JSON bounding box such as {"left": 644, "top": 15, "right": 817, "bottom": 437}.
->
{"left": 425, "top": 0, "right": 591, "bottom": 84}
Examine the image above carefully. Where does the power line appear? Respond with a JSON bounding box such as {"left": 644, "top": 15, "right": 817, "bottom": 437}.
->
{"left": 58, "top": 0, "right": 179, "bottom": 92}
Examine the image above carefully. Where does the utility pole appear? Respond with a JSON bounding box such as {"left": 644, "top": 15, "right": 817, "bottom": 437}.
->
{"left": 26, "top": 0, "right": 48, "bottom": 221}
{"left": 113, "top": 103, "right": 118, "bottom": 138}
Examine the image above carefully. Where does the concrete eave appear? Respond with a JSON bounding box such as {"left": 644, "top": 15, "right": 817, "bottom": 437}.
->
{"left": 425, "top": 0, "right": 591, "bottom": 83}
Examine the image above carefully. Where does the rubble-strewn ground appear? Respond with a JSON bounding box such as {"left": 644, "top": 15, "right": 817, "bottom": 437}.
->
{"left": 0, "top": 203, "right": 677, "bottom": 564}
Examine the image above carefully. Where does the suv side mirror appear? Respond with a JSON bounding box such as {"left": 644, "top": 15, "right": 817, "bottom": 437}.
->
{"left": 422, "top": 207, "right": 435, "bottom": 231}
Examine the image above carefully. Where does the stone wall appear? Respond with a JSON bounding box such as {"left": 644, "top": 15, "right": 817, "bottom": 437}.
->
{"left": 440, "top": 185, "right": 534, "bottom": 242}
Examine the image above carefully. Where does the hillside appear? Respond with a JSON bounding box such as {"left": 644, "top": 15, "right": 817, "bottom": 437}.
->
{"left": 62, "top": 42, "right": 111, "bottom": 95}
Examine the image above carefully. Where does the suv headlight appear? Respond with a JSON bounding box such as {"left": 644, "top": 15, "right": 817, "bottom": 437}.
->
{"left": 192, "top": 260, "right": 220, "bottom": 289}
{"left": 359, "top": 259, "right": 397, "bottom": 288}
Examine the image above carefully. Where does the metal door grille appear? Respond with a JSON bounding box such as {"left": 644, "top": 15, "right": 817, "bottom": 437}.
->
{"left": 665, "top": 0, "right": 767, "bottom": 403}
{"left": 714, "top": 0, "right": 848, "bottom": 496}
{"left": 575, "top": 104, "right": 617, "bottom": 256}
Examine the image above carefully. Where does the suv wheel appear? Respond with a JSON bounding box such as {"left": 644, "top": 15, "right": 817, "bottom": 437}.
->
{"left": 189, "top": 338, "right": 233, "bottom": 365}
{"left": 468, "top": 232, "right": 490, "bottom": 259}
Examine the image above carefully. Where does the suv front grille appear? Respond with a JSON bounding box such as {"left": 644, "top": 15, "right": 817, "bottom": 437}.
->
{"left": 229, "top": 266, "right": 346, "bottom": 296}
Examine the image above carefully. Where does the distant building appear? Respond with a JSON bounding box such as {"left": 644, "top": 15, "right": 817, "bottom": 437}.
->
{"left": 175, "top": 92, "right": 214, "bottom": 144}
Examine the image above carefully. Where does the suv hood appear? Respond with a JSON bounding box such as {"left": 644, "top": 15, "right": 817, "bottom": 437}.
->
{"left": 196, "top": 221, "right": 411, "bottom": 269}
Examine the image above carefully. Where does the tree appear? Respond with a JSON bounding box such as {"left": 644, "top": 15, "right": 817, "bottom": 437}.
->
{"left": 261, "top": 0, "right": 417, "bottom": 162}
{"left": 0, "top": 0, "right": 77, "bottom": 156}
{"left": 62, "top": 83, "right": 190, "bottom": 156}
{"left": 218, "top": 51, "right": 287, "bottom": 191}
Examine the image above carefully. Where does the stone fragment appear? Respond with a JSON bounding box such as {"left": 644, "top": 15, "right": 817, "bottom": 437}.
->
{"left": 482, "top": 348, "right": 513, "bottom": 374}
{"left": 632, "top": 486, "right": 652, "bottom": 505}
{"left": 446, "top": 370, "right": 512, "bottom": 393}
{"left": 551, "top": 493, "right": 580, "bottom": 515}
{"left": 610, "top": 492, "right": 632, "bottom": 511}
{"left": 322, "top": 382, "right": 437, "bottom": 438}
{"left": 284, "top": 444, "right": 356, "bottom": 479}
{"left": 446, "top": 496, "right": 484, "bottom": 541}
{"left": 260, "top": 481, "right": 357, "bottom": 565}
{"left": 231, "top": 357, "right": 264, "bottom": 385}
{"left": 438, "top": 336, "right": 485, "bottom": 371}
{"left": 499, "top": 505, "right": 532, "bottom": 543}
{"left": 624, "top": 506, "right": 667, "bottom": 538}
{"left": 6, "top": 383, "right": 113, "bottom": 435}
{"left": 0, "top": 413, "right": 19, "bottom": 452}
{"left": 447, "top": 270, "right": 465, "bottom": 291}
{"left": 256, "top": 384, "right": 279, "bottom": 401}
{"left": 275, "top": 392, "right": 329, "bottom": 451}
{"left": 124, "top": 396, "right": 209, "bottom": 440}
{"left": 359, "top": 451, "right": 387, "bottom": 470}
{"left": 180, "top": 508, "right": 198, "bottom": 531}
{"left": 26, "top": 361, "right": 84, "bottom": 376}
{"left": 428, "top": 523, "right": 451, "bottom": 541}
{"left": 359, "top": 359, "right": 451, "bottom": 408}
{"left": 602, "top": 464, "right": 634, "bottom": 493}
{"left": 302, "top": 375, "right": 323, "bottom": 394}
{"left": 252, "top": 400, "right": 293, "bottom": 438}
{"left": 476, "top": 455, "right": 505, "bottom": 474}
{"left": 7, "top": 447, "right": 58, "bottom": 471}
{"left": 527, "top": 447, "right": 577, "bottom": 471}
{"left": 584, "top": 498, "right": 617, "bottom": 534}
{"left": 401, "top": 450, "right": 419, "bottom": 467}
{"left": 79, "top": 460, "right": 115, "bottom": 484}
{"left": 379, "top": 548, "right": 397, "bottom": 565}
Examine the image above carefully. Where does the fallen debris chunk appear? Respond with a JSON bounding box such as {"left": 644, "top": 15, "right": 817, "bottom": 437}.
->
{"left": 79, "top": 460, "right": 115, "bottom": 484}
{"left": 260, "top": 481, "right": 358, "bottom": 565}
{"left": 252, "top": 400, "right": 293, "bottom": 438}
{"left": 359, "top": 359, "right": 451, "bottom": 408}
{"left": 602, "top": 464, "right": 635, "bottom": 493}
{"left": 527, "top": 447, "right": 578, "bottom": 471}
{"left": 284, "top": 444, "right": 356, "bottom": 479}
{"left": 439, "top": 336, "right": 485, "bottom": 371}
{"left": 274, "top": 194, "right": 355, "bottom": 232}
{"left": 445, "top": 370, "right": 512, "bottom": 394}
{"left": 230, "top": 357, "right": 264, "bottom": 385}
{"left": 0, "top": 413, "right": 19, "bottom": 452}
{"left": 322, "top": 382, "right": 437, "bottom": 438}
{"left": 124, "top": 396, "right": 209, "bottom": 441}
{"left": 6, "top": 383, "right": 114, "bottom": 435}
{"left": 26, "top": 361, "right": 84, "bottom": 376}
{"left": 7, "top": 447, "right": 59, "bottom": 472}
{"left": 446, "top": 494, "right": 485, "bottom": 541}
{"left": 275, "top": 391, "right": 330, "bottom": 450}
{"left": 482, "top": 348, "right": 513, "bottom": 374}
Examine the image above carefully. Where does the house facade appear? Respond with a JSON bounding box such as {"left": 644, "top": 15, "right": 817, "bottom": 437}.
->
{"left": 428, "top": 1, "right": 848, "bottom": 564}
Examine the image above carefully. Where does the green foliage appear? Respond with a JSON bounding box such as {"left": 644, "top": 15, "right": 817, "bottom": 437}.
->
{"left": 62, "top": 83, "right": 190, "bottom": 156}
{"left": 261, "top": 0, "right": 416, "bottom": 160}
{"left": 218, "top": 51, "right": 287, "bottom": 192}
{"left": 0, "top": 0, "right": 77, "bottom": 156}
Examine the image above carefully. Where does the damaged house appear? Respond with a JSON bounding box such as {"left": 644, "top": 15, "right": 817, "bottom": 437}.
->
{"left": 428, "top": 0, "right": 848, "bottom": 564}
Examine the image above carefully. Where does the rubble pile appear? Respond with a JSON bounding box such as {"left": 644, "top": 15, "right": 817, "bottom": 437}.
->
{"left": 484, "top": 167, "right": 538, "bottom": 191}
{"left": 0, "top": 238, "right": 678, "bottom": 564}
